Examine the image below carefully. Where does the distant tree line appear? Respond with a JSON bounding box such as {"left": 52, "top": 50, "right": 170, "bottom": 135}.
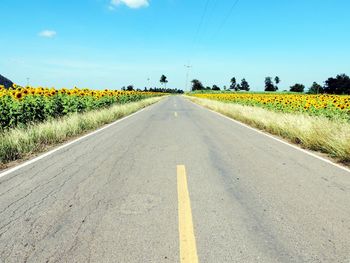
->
{"left": 145, "top": 87, "right": 184, "bottom": 94}
{"left": 190, "top": 73, "right": 350, "bottom": 95}
{"left": 288, "top": 74, "right": 350, "bottom": 94}
{"left": 121, "top": 74, "right": 184, "bottom": 94}
{"left": 121, "top": 85, "right": 183, "bottom": 94}
{"left": 191, "top": 77, "right": 250, "bottom": 92}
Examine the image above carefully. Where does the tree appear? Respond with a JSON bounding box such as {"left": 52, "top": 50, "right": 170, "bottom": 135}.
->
{"left": 274, "top": 76, "right": 280, "bottom": 90}
{"left": 240, "top": 78, "right": 250, "bottom": 91}
{"left": 308, "top": 82, "right": 324, "bottom": 94}
{"left": 290, "top": 83, "right": 305, "bottom": 93}
{"left": 160, "top": 75, "right": 168, "bottom": 88}
{"left": 126, "top": 85, "right": 134, "bottom": 91}
{"left": 236, "top": 84, "right": 241, "bottom": 91}
{"left": 212, "top": 85, "right": 221, "bottom": 91}
{"left": 230, "top": 77, "right": 237, "bottom": 91}
{"left": 0, "top": 74, "right": 14, "bottom": 89}
{"left": 191, "top": 79, "right": 204, "bottom": 91}
{"left": 265, "top": 77, "right": 276, "bottom": 91}
{"left": 324, "top": 74, "right": 350, "bottom": 95}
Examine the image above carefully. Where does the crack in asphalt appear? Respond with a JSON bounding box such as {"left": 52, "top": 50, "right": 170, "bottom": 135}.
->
{"left": 0, "top": 108, "right": 153, "bottom": 262}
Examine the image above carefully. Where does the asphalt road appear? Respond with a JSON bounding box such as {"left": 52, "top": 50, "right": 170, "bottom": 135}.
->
{"left": 1, "top": 96, "right": 350, "bottom": 263}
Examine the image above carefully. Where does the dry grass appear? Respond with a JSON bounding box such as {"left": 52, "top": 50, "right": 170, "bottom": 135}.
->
{"left": 0, "top": 97, "right": 164, "bottom": 165}
{"left": 187, "top": 96, "right": 350, "bottom": 164}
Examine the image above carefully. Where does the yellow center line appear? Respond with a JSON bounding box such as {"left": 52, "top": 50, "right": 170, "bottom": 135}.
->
{"left": 177, "top": 165, "right": 199, "bottom": 263}
{"left": 174, "top": 112, "right": 178, "bottom": 117}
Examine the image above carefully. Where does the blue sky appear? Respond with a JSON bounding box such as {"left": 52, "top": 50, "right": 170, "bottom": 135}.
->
{"left": 1, "top": 0, "right": 350, "bottom": 91}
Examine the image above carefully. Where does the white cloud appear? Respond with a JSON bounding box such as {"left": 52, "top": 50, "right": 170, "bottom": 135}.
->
{"left": 38, "top": 30, "right": 57, "bottom": 38}
{"left": 110, "top": 0, "right": 149, "bottom": 9}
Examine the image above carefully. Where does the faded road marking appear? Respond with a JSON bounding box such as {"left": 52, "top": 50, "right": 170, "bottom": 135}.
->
{"left": 177, "top": 165, "right": 198, "bottom": 263}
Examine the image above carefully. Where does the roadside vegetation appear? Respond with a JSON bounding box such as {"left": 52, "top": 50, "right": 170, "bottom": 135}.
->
{"left": 0, "top": 85, "right": 165, "bottom": 166}
{"left": 190, "top": 73, "right": 350, "bottom": 95}
{"left": 187, "top": 73, "right": 350, "bottom": 164}
{"left": 190, "top": 93, "right": 350, "bottom": 121}
{"left": 0, "top": 85, "right": 164, "bottom": 130}
{"left": 187, "top": 96, "right": 350, "bottom": 164}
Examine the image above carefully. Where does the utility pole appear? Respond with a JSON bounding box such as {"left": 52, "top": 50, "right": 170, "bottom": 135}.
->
{"left": 184, "top": 64, "right": 192, "bottom": 91}
{"left": 147, "top": 78, "right": 150, "bottom": 89}
{"left": 26, "top": 77, "right": 30, "bottom": 87}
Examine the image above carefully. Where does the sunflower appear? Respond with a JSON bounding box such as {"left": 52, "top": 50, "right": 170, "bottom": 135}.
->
{"left": 15, "top": 91, "right": 23, "bottom": 100}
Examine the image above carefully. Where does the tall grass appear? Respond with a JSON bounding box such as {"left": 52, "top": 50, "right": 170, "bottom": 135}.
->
{"left": 0, "top": 97, "right": 164, "bottom": 166}
{"left": 187, "top": 96, "right": 350, "bottom": 164}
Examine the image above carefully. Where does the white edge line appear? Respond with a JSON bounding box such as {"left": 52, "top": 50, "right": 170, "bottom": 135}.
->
{"left": 187, "top": 98, "right": 350, "bottom": 174}
{"left": 0, "top": 102, "right": 157, "bottom": 179}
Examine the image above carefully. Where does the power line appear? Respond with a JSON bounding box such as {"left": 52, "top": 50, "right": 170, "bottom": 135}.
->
{"left": 185, "top": 0, "right": 211, "bottom": 90}
{"left": 184, "top": 0, "right": 241, "bottom": 90}
{"left": 214, "top": 0, "right": 240, "bottom": 37}
{"left": 192, "top": 0, "right": 211, "bottom": 47}
{"left": 187, "top": 0, "right": 212, "bottom": 64}
{"left": 191, "top": 0, "right": 221, "bottom": 58}
{"left": 203, "top": 0, "right": 219, "bottom": 30}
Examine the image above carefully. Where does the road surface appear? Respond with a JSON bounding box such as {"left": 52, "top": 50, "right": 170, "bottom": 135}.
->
{"left": 1, "top": 96, "right": 350, "bottom": 262}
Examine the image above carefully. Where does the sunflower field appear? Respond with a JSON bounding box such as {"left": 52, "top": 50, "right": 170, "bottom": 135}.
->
{"left": 0, "top": 84, "right": 164, "bottom": 130}
{"left": 190, "top": 93, "right": 350, "bottom": 121}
